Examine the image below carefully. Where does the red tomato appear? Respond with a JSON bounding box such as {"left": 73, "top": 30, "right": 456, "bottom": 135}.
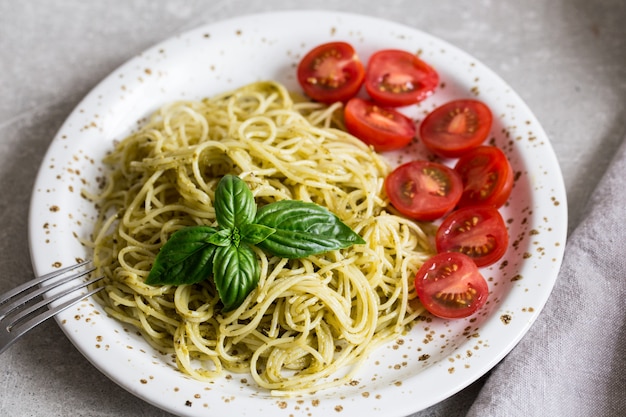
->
{"left": 297, "top": 42, "right": 365, "bottom": 103}
{"left": 365, "top": 49, "right": 439, "bottom": 107}
{"left": 385, "top": 160, "right": 463, "bottom": 221}
{"left": 344, "top": 97, "right": 416, "bottom": 152}
{"left": 454, "top": 146, "right": 514, "bottom": 208}
{"left": 419, "top": 99, "right": 493, "bottom": 158}
{"left": 414, "top": 252, "right": 489, "bottom": 319}
{"left": 436, "top": 205, "right": 509, "bottom": 267}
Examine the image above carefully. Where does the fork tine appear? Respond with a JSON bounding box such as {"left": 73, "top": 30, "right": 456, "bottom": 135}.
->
{"left": 0, "top": 260, "right": 91, "bottom": 304}
{"left": 5, "top": 275, "right": 105, "bottom": 331}
{"left": 0, "top": 284, "right": 105, "bottom": 355}
{"left": 0, "top": 263, "right": 95, "bottom": 320}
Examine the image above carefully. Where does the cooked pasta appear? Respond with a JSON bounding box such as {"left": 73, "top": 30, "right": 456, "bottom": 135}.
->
{"left": 83, "top": 81, "right": 434, "bottom": 395}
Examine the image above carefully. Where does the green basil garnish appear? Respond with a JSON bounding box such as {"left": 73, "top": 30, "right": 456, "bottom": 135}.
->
{"left": 145, "top": 226, "right": 218, "bottom": 286}
{"left": 255, "top": 200, "right": 365, "bottom": 259}
{"left": 206, "top": 228, "right": 234, "bottom": 247}
{"left": 214, "top": 173, "right": 256, "bottom": 229}
{"left": 240, "top": 223, "right": 276, "bottom": 246}
{"left": 213, "top": 243, "right": 260, "bottom": 311}
{"left": 146, "top": 175, "right": 364, "bottom": 310}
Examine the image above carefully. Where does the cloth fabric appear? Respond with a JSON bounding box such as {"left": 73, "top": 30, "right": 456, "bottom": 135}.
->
{"left": 464, "top": 137, "right": 626, "bottom": 416}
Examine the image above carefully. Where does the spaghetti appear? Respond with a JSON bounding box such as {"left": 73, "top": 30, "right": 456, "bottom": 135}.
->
{"left": 84, "top": 81, "right": 434, "bottom": 395}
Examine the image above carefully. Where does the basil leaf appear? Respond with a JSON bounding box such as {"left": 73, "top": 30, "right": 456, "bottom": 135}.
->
{"left": 240, "top": 223, "right": 275, "bottom": 245}
{"left": 254, "top": 200, "right": 365, "bottom": 258}
{"left": 213, "top": 243, "right": 260, "bottom": 311}
{"left": 207, "top": 228, "right": 234, "bottom": 247}
{"left": 214, "top": 175, "right": 256, "bottom": 229}
{"left": 146, "top": 226, "right": 217, "bottom": 286}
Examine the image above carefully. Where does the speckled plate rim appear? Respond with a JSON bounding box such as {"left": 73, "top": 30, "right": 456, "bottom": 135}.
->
{"left": 28, "top": 10, "right": 567, "bottom": 417}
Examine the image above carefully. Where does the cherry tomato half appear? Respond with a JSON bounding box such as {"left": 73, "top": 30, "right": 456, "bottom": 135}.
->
{"left": 419, "top": 99, "right": 493, "bottom": 158}
{"left": 297, "top": 42, "right": 365, "bottom": 103}
{"left": 385, "top": 160, "right": 463, "bottom": 221}
{"left": 436, "top": 205, "right": 509, "bottom": 267}
{"left": 415, "top": 252, "right": 489, "bottom": 319}
{"left": 365, "top": 49, "right": 439, "bottom": 107}
{"left": 344, "top": 97, "right": 416, "bottom": 152}
{"left": 454, "top": 145, "right": 514, "bottom": 208}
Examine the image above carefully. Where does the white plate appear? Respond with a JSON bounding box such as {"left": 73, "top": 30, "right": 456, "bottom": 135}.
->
{"left": 28, "top": 10, "right": 567, "bottom": 417}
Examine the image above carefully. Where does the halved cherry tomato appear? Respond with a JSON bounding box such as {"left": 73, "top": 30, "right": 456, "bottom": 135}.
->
{"left": 436, "top": 205, "right": 508, "bottom": 267}
{"left": 454, "top": 145, "right": 514, "bottom": 208}
{"left": 344, "top": 97, "right": 416, "bottom": 152}
{"left": 385, "top": 160, "right": 463, "bottom": 221}
{"left": 419, "top": 99, "right": 493, "bottom": 158}
{"left": 297, "top": 42, "right": 365, "bottom": 103}
{"left": 414, "top": 252, "right": 489, "bottom": 319}
{"left": 365, "top": 49, "right": 439, "bottom": 107}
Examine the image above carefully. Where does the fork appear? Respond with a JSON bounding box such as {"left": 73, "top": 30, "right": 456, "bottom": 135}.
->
{"left": 0, "top": 260, "right": 104, "bottom": 354}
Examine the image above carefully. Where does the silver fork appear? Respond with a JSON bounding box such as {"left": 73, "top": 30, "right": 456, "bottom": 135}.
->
{"left": 0, "top": 260, "right": 104, "bottom": 354}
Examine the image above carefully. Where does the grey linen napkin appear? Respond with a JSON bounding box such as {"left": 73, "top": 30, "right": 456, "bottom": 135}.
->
{"left": 464, "top": 137, "right": 626, "bottom": 416}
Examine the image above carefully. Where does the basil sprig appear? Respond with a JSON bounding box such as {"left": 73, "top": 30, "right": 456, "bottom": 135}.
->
{"left": 145, "top": 175, "right": 365, "bottom": 310}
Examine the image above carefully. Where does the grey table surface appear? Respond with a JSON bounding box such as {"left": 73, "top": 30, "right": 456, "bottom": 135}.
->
{"left": 1, "top": 1, "right": 624, "bottom": 416}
